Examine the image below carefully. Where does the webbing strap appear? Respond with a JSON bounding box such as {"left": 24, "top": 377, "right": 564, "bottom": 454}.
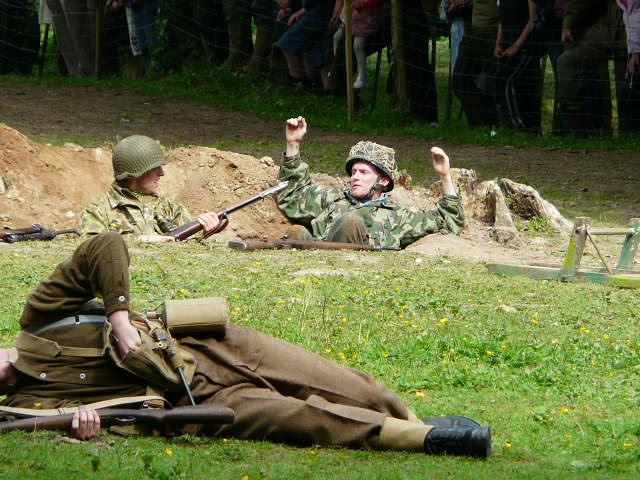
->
{"left": 24, "top": 315, "right": 106, "bottom": 335}
{"left": 0, "top": 395, "right": 167, "bottom": 417}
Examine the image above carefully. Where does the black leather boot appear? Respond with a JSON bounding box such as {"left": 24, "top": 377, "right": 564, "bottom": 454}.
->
{"left": 424, "top": 426, "right": 492, "bottom": 458}
{"left": 421, "top": 416, "right": 480, "bottom": 429}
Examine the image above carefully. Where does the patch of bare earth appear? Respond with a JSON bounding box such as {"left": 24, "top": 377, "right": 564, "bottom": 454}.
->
{"left": 0, "top": 122, "right": 573, "bottom": 265}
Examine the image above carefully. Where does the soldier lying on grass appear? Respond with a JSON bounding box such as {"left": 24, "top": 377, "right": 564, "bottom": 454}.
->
{"left": 0, "top": 233, "right": 490, "bottom": 457}
{"left": 79, "top": 135, "right": 222, "bottom": 242}
{"left": 277, "top": 116, "right": 465, "bottom": 248}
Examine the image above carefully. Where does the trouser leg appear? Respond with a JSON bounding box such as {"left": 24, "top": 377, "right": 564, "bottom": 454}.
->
{"left": 222, "top": 0, "right": 253, "bottom": 70}
{"left": 243, "top": 0, "right": 275, "bottom": 73}
{"left": 324, "top": 213, "right": 369, "bottom": 244}
{"left": 452, "top": 26, "right": 498, "bottom": 128}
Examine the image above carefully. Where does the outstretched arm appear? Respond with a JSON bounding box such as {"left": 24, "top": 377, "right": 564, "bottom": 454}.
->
{"left": 430, "top": 147, "right": 457, "bottom": 196}
{"left": 285, "top": 116, "right": 308, "bottom": 157}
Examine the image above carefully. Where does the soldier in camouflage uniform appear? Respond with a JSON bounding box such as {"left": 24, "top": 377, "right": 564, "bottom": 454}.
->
{"left": 79, "top": 135, "right": 221, "bottom": 242}
{"left": 277, "top": 117, "right": 465, "bottom": 249}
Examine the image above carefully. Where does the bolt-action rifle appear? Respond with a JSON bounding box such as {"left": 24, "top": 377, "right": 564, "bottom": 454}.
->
{"left": 228, "top": 239, "right": 401, "bottom": 251}
{"left": 0, "top": 404, "right": 235, "bottom": 433}
{"left": 1, "top": 224, "right": 80, "bottom": 243}
{"left": 163, "top": 181, "right": 289, "bottom": 241}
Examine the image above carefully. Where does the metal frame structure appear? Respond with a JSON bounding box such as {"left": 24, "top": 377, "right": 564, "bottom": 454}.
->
{"left": 487, "top": 217, "right": 640, "bottom": 288}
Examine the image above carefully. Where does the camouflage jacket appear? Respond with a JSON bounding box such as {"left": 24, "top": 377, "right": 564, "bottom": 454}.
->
{"left": 79, "top": 183, "right": 192, "bottom": 235}
{"left": 276, "top": 154, "right": 465, "bottom": 249}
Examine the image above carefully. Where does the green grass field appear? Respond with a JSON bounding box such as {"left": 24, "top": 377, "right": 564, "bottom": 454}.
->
{"left": 1, "top": 238, "right": 639, "bottom": 479}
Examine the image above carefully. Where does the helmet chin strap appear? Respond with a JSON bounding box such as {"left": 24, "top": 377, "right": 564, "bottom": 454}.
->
{"left": 361, "top": 174, "right": 384, "bottom": 200}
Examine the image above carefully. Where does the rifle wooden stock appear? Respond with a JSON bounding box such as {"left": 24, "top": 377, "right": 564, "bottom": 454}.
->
{"left": 165, "top": 181, "right": 289, "bottom": 241}
{"left": 228, "top": 239, "right": 401, "bottom": 251}
{"left": 0, "top": 404, "right": 235, "bottom": 433}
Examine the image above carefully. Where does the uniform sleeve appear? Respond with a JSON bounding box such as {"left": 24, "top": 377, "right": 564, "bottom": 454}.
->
{"left": 396, "top": 195, "right": 466, "bottom": 248}
{"left": 158, "top": 197, "right": 192, "bottom": 231}
{"left": 20, "top": 232, "right": 132, "bottom": 328}
{"left": 276, "top": 154, "right": 339, "bottom": 229}
{"left": 78, "top": 198, "right": 113, "bottom": 235}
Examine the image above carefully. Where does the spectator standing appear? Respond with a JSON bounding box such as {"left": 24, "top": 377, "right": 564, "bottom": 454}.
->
{"left": 556, "top": 0, "right": 626, "bottom": 135}
{"left": 222, "top": 0, "right": 275, "bottom": 72}
{"left": 616, "top": 0, "right": 640, "bottom": 132}
{"left": 276, "top": 0, "right": 336, "bottom": 90}
{"left": 123, "top": 0, "right": 159, "bottom": 77}
{"left": 494, "top": 0, "right": 543, "bottom": 133}
{"left": 331, "top": 0, "right": 391, "bottom": 89}
{"left": 452, "top": 0, "right": 500, "bottom": 127}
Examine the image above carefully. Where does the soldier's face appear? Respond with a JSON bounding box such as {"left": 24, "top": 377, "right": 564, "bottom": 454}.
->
{"left": 128, "top": 166, "right": 165, "bottom": 195}
{"left": 350, "top": 161, "right": 389, "bottom": 200}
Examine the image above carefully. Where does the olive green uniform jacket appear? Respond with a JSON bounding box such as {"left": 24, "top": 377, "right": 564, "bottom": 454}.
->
{"left": 78, "top": 183, "right": 192, "bottom": 235}
{"left": 4, "top": 233, "right": 413, "bottom": 448}
{"left": 277, "top": 154, "right": 465, "bottom": 249}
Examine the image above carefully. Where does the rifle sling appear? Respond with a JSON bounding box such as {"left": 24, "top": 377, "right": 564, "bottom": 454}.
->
{"left": 0, "top": 395, "right": 168, "bottom": 418}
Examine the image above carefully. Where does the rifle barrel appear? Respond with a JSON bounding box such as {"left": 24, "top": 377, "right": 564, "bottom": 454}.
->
{"left": 166, "top": 182, "right": 288, "bottom": 241}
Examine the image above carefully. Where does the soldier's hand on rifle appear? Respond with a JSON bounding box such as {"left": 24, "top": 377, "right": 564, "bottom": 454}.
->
{"left": 285, "top": 116, "right": 307, "bottom": 156}
{"left": 430, "top": 147, "right": 457, "bottom": 196}
{"left": 108, "top": 310, "right": 142, "bottom": 357}
{"left": 197, "top": 212, "right": 221, "bottom": 235}
{"left": 138, "top": 234, "right": 176, "bottom": 243}
{"left": 71, "top": 408, "right": 101, "bottom": 440}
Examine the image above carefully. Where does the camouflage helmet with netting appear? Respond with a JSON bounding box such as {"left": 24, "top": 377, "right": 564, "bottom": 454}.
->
{"left": 112, "top": 135, "right": 168, "bottom": 181}
{"left": 345, "top": 141, "right": 397, "bottom": 192}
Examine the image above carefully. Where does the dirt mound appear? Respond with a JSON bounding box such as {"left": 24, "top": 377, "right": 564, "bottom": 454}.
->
{"left": 0, "top": 123, "right": 555, "bottom": 263}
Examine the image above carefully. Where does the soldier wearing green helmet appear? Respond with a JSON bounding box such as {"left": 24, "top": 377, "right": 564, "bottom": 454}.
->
{"left": 79, "top": 135, "right": 221, "bottom": 242}
{"left": 276, "top": 117, "right": 465, "bottom": 249}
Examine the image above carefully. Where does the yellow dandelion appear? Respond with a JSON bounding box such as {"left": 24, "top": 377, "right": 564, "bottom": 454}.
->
{"left": 242, "top": 476, "right": 250, "bottom": 480}
{"left": 531, "top": 319, "right": 539, "bottom": 325}
{"left": 437, "top": 324, "right": 443, "bottom": 328}
{"left": 564, "top": 434, "right": 572, "bottom": 439}
{"left": 338, "top": 305, "right": 345, "bottom": 310}
{"left": 394, "top": 287, "right": 400, "bottom": 292}
{"left": 278, "top": 299, "right": 286, "bottom": 304}
{"left": 464, "top": 324, "right": 470, "bottom": 329}
{"left": 179, "top": 288, "right": 188, "bottom": 295}
{"left": 551, "top": 339, "right": 560, "bottom": 344}
{"left": 399, "top": 313, "right": 405, "bottom": 319}
{"left": 254, "top": 262, "right": 262, "bottom": 267}
{"left": 234, "top": 307, "right": 241, "bottom": 312}
{"left": 376, "top": 311, "right": 382, "bottom": 317}
{"left": 383, "top": 353, "right": 390, "bottom": 358}
{"left": 324, "top": 348, "right": 332, "bottom": 353}
{"left": 309, "top": 450, "right": 317, "bottom": 455}
{"left": 500, "top": 345, "right": 508, "bottom": 349}
{"left": 415, "top": 391, "right": 425, "bottom": 397}
{"left": 412, "top": 324, "right": 418, "bottom": 328}
{"left": 505, "top": 441, "right": 512, "bottom": 448}
{"left": 341, "top": 317, "right": 348, "bottom": 323}
{"left": 486, "top": 351, "right": 495, "bottom": 357}
{"left": 363, "top": 290, "right": 370, "bottom": 295}
{"left": 560, "top": 407, "right": 569, "bottom": 414}
{"left": 624, "top": 443, "right": 633, "bottom": 448}
{"left": 603, "top": 334, "right": 610, "bottom": 340}
{"left": 34, "top": 402, "right": 42, "bottom": 408}
{"left": 440, "top": 317, "right": 449, "bottom": 323}
{"left": 165, "top": 448, "right": 173, "bottom": 456}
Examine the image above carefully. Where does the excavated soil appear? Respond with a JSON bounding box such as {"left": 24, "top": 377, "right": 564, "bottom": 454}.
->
{"left": 1, "top": 82, "right": 637, "bottom": 265}
{"left": 0, "top": 122, "right": 557, "bottom": 264}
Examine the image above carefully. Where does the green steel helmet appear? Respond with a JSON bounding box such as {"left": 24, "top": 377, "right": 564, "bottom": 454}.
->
{"left": 345, "top": 141, "right": 397, "bottom": 192}
{"left": 112, "top": 135, "right": 167, "bottom": 181}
